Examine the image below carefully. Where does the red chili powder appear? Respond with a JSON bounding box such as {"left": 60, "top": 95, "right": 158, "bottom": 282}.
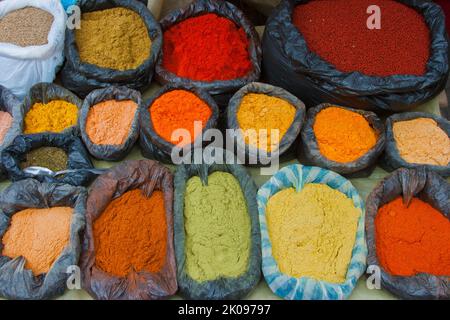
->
{"left": 162, "top": 13, "right": 253, "bottom": 81}
{"left": 292, "top": 0, "right": 430, "bottom": 76}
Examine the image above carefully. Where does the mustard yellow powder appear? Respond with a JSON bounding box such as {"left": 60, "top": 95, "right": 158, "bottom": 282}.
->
{"left": 266, "top": 183, "right": 360, "bottom": 283}
{"left": 237, "top": 93, "right": 296, "bottom": 152}
{"left": 24, "top": 100, "right": 78, "bottom": 134}
{"left": 393, "top": 118, "right": 450, "bottom": 166}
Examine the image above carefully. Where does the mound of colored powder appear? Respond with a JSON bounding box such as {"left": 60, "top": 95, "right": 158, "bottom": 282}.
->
{"left": 24, "top": 100, "right": 78, "bottom": 134}
{"left": 0, "top": 111, "right": 13, "bottom": 144}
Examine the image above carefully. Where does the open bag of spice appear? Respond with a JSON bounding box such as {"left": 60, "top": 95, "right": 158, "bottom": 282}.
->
{"left": 155, "top": 0, "right": 262, "bottom": 107}
{"left": 174, "top": 160, "right": 261, "bottom": 299}
{"left": 257, "top": 164, "right": 367, "bottom": 300}
{"left": 262, "top": 0, "right": 449, "bottom": 111}
{"left": 80, "top": 86, "right": 141, "bottom": 161}
{"left": 365, "top": 167, "right": 450, "bottom": 299}
{"left": 0, "top": 179, "right": 86, "bottom": 299}
{"left": 80, "top": 160, "right": 177, "bottom": 300}
{"left": 61, "top": 0, "right": 162, "bottom": 98}
{"left": 382, "top": 112, "right": 450, "bottom": 177}
{"left": 300, "top": 103, "right": 385, "bottom": 177}
{"left": 227, "top": 82, "right": 305, "bottom": 166}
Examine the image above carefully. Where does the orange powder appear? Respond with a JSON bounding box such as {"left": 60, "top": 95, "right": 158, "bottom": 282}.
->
{"left": 85, "top": 100, "right": 138, "bottom": 145}
{"left": 1, "top": 207, "right": 73, "bottom": 275}
{"left": 150, "top": 90, "right": 211, "bottom": 145}
{"left": 93, "top": 189, "right": 167, "bottom": 277}
{"left": 0, "top": 111, "right": 13, "bottom": 144}
{"left": 313, "top": 107, "right": 377, "bottom": 163}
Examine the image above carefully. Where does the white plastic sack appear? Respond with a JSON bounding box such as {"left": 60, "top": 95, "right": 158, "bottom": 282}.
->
{"left": 0, "top": 0, "right": 66, "bottom": 99}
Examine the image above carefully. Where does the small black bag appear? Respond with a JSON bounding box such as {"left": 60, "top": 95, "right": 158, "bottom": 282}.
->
{"left": 174, "top": 162, "right": 261, "bottom": 300}
{"left": 262, "top": 0, "right": 449, "bottom": 112}
{"left": 365, "top": 167, "right": 450, "bottom": 299}
{"left": 80, "top": 86, "right": 141, "bottom": 161}
{"left": 382, "top": 112, "right": 450, "bottom": 177}
{"left": 0, "top": 179, "right": 87, "bottom": 300}
{"left": 155, "top": 0, "right": 262, "bottom": 107}
{"left": 1, "top": 133, "right": 95, "bottom": 186}
{"left": 61, "top": 0, "right": 162, "bottom": 98}
{"left": 139, "top": 84, "right": 220, "bottom": 164}
{"left": 300, "top": 104, "right": 385, "bottom": 177}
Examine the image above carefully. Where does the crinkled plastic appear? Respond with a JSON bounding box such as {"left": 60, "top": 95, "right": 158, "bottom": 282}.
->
{"left": 70, "top": 0, "right": 148, "bottom": 10}
{"left": 155, "top": 0, "right": 262, "bottom": 107}
{"left": 61, "top": 0, "right": 162, "bottom": 98}
{"left": 382, "top": 112, "right": 450, "bottom": 177}
{"left": 80, "top": 86, "right": 141, "bottom": 161}
{"left": 139, "top": 84, "right": 220, "bottom": 164}
{"left": 262, "top": 0, "right": 449, "bottom": 111}
{"left": 227, "top": 82, "right": 305, "bottom": 166}
{"left": 1, "top": 133, "right": 95, "bottom": 186}
{"left": 257, "top": 164, "right": 367, "bottom": 300}
{"left": 365, "top": 167, "right": 450, "bottom": 299}
{"left": 80, "top": 160, "right": 177, "bottom": 300}
{"left": 0, "top": 178, "right": 87, "bottom": 300}
{"left": 174, "top": 162, "right": 261, "bottom": 299}
{"left": 300, "top": 104, "right": 386, "bottom": 177}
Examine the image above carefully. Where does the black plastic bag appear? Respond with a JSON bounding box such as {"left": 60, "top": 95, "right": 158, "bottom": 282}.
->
{"left": 1, "top": 133, "right": 95, "bottom": 186}
{"left": 155, "top": 0, "right": 262, "bottom": 107}
{"left": 77, "top": 0, "right": 148, "bottom": 6}
{"left": 300, "top": 104, "right": 386, "bottom": 177}
{"left": 0, "top": 178, "right": 87, "bottom": 300}
{"left": 80, "top": 86, "right": 142, "bottom": 161}
{"left": 61, "top": 0, "right": 162, "bottom": 98}
{"left": 227, "top": 82, "right": 305, "bottom": 166}
{"left": 174, "top": 162, "right": 261, "bottom": 300}
{"left": 139, "top": 84, "right": 220, "bottom": 164}
{"left": 382, "top": 112, "right": 450, "bottom": 177}
{"left": 80, "top": 160, "right": 177, "bottom": 300}
{"left": 21, "top": 82, "right": 82, "bottom": 136}
{"left": 262, "top": 0, "right": 449, "bottom": 112}
{"left": 365, "top": 167, "right": 450, "bottom": 299}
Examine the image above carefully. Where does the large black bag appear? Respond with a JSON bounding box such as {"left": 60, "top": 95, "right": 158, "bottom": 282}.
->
{"left": 61, "top": 0, "right": 162, "bottom": 98}
{"left": 1, "top": 133, "right": 95, "bottom": 186}
{"left": 155, "top": 0, "right": 262, "bottom": 107}
{"left": 262, "top": 0, "right": 449, "bottom": 112}
{"left": 80, "top": 160, "right": 177, "bottom": 300}
{"left": 174, "top": 162, "right": 261, "bottom": 300}
{"left": 382, "top": 112, "right": 450, "bottom": 177}
{"left": 300, "top": 104, "right": 386, "bottom": 177}
{"left": 0, "top": 179, "right": 87, "bottom": 300}
{"left": 80, "top": 86, "right": 141, "bottom": 161}
{"left": 365, "top": 168, "right": 450, "bottom": 299}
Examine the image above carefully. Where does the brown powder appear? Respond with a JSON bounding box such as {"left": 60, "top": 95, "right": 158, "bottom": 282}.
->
{"left": 0, "top": 110, "right": 12, "bottom": 144}
{"left": 1, "top": 207, "right": 73, "bottom": 275}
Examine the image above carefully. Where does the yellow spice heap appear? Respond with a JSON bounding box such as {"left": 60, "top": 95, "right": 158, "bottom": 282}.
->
{"left": 24, "top": 100, "right": 78, "bottom": 134}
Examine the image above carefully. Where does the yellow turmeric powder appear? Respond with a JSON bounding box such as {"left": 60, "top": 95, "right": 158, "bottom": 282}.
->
{"left": 24, "top": 100, "right": 79, "bottom": 134}
{"left": 313, "top": 107, "right": 377, "bottom": 163}
{"left": 237, "top": 93, "right": 296, "bottom": 152}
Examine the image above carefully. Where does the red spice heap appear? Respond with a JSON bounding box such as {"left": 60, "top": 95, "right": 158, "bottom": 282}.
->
{"left": 292, "top": 0, "right": 430, "bottom": 76}
{"left": 162, "top": 13, "right": 252, "bottom": 81}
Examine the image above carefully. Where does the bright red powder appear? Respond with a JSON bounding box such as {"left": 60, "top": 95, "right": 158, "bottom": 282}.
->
{"left": 162, "top": 13, "right": 253, "bottom": 82}
{"left": 292, "top": 0, "right": 431, "bottom": 76}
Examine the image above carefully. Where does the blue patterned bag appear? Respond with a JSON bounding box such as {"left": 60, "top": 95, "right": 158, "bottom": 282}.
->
{"left": 257, "top": 164, "right": 367, "bottom": 300}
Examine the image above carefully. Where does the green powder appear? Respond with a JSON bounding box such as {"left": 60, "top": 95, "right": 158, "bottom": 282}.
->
{"left": 20, "top": 147, "right": 68, "bottom": 172}
{"left": 184, "top": 171, "right": 251, "bottom": 282}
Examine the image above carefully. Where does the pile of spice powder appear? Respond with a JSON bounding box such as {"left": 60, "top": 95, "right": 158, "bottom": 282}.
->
{"left": 0, "top": 111, "right": 12, "bottom": 144}
{"left": 163, "top": 13, "right": 252, "bottom": 81}
{"left": 76, "top": 7, "right": 151, "bottom": 71}
{"left": 376, "top": 197, "right": 450, "bottom": 276}
{"left": 266, "top": 183, "right": 360, "bottom": 283}
{"left": 24, "top": 100, "right": 78, "bottom": 134}
{"left": 184, "top": 172, "right": 251, "bottom": 282}
{"left": 93, "top": 189, "right": 167, "bottom": 277}
{"left": 292, "top": 0, "right": 430, "bottom": 76}
{"left": 313, "top": 107, "right": 377, "bottom": 163}
{"left": 1, "top": 207, "right": 73, "bottom": 275}
{"left": 150, "top": 90, "right": 212, "bottom": 146}
{"left": 0, "top": 7, "right": 54, "bottom": 47}
{"left": 20, "top": 147, "right": 68, "bottom": 172}
{"left": 392, "top": 118, "right": 450, "bottom": 166}
{"left": 237, "top": 93, "right": 296, "bottom": 152}
{"left": 86, "top": 100, "right": 138, "bottom": 145}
